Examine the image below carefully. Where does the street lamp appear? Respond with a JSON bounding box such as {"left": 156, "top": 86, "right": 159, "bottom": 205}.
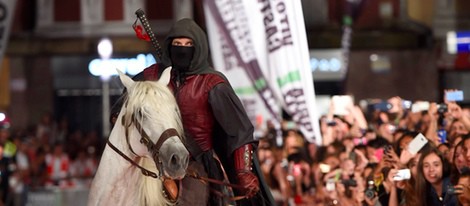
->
{"left": 97, "top": 38, "right": 113, "bottom": 138}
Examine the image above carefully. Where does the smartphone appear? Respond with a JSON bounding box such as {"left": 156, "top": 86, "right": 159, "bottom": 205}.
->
{"left": 374, "top": 101, "right": 392, "bottom": 112}
{"left": 411, "top": 101, "right": 430, "bottom": 113}
{"left": 332, "top": 95, "right": 354, "bottom": 116}
{"left": 438, "top": 129, "right": 447, "bottom": 143}
{"left": 408, "top": 133, "right": 429, "bottom": 155}
{"left": 326, "top": 178, "right": 336, "bottom": 191}
{"left": 387, "top": 124, "right": 397, "bottom": 133}
{"left": 353, "top": 137, "right": 367, "bottom": 146}
{"left": 384, "top": 145, "right": 393, "bottom": 154}
{"left": 446, "top": 90, "right": 464, "bottom": 102}
{"left": 393, "top": 169, "right": 411, "bottom": 181}
{"left": 402, "top": 100, "right": 412, "bottom": 110}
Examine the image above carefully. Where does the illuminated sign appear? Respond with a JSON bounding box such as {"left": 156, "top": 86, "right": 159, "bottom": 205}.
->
{"left": 88, "top": 53, "right": 156, "bottom": 77}
{"left": 447, "top": 31, "right": 470, "bottom": 54}
{"left": 309, "top": 49, "right": 346, "bottom": 81}
{"left": 310, "top": 57, "right": 341, "bottom": 72}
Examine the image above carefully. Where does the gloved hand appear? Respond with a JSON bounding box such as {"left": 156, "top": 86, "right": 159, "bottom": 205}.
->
{"left": 234, "top": 144, "right": 259, "bottom": 198}
{"left": 236, "top": 170, "right": 259, "bottom": 198}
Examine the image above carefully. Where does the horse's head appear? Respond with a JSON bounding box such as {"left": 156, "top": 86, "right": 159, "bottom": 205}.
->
{"left": 117, "top": 68, "right": 189, "bottom": 180}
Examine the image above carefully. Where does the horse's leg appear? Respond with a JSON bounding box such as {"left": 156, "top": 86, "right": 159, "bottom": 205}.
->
{"left": 178, "top": 161, "right": 209, "bottom": 206}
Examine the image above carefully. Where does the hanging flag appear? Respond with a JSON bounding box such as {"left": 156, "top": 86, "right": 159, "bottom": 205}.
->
{"left": 0, "top": 0, "right": 17, "bottom": 75}
{"left": 203, "top": 0, "right": 322, "bottom": 144}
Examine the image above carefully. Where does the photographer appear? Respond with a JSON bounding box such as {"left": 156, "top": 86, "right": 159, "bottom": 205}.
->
{"left": 455, "top": 167, "right": 470, "bottom": 205}
{"left": 426, "top": 91, "right": 470, "bottom": 146}
{"left": 320, "top": 168, "right": 359, "bottom": 206}
{"left": 447, "top": 102, "right": 470, "bottom": 140}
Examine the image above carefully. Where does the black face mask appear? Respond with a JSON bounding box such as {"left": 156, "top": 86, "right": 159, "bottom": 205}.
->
{"left": 170, "top": 45, "right": 195, "bottom": 73}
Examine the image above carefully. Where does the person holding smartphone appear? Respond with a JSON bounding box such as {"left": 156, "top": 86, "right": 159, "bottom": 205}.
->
{"left": 447, "top": 102, "right": 470, "bottom": 138}
{"left": 455, "top": 167, "right": 470, "bottom": 205}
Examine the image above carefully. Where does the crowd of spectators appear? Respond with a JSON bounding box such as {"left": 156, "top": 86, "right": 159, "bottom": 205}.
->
{"left": 2, "top": 92, "right": 470, "bottom": 206}
{"left": 257, "top": 94, "right": 470, "bottom": 206}
{"left": 0, "top": 112, "right": 102, "bottom": 206}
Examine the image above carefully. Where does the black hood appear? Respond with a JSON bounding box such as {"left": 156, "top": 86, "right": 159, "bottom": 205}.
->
{"left": 161, "top": 18, "right": 214, "bottom": 75}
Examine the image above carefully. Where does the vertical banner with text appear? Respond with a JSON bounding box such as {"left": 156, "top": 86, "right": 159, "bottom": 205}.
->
{"left": 204, "top": 0, "right": 322, "bottom": 144}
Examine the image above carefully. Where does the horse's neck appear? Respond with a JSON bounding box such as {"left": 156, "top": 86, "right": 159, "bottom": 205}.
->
{"left": 89, "top": 125, "right": 142, "bottom": 205}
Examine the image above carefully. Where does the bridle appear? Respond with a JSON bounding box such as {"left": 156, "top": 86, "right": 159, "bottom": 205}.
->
{"left": 107, "top": 112, "right": 249, "bottom": 202}
{"left": 107, "top": 113, "right": 180, "bottom": 179}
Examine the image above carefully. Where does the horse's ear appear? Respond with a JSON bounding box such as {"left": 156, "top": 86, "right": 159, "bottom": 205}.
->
{"left": 158, "top": 66, "right": 172, "bottom": 85}
{"left": 117, "top": 69, "right": 135, "bottom": 90}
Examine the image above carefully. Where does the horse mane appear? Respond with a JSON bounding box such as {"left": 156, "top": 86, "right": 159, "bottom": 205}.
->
{"left": 123, "top": 80, "right": 184, "bottom": 138}
{"left": 122, "top": 80, "right": 183, "bottom": 206}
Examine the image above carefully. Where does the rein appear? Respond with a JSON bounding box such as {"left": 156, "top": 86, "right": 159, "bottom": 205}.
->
{"left": 185, "top": 169, "right": 248, "bottom": 201}
{"left": 107, "top": 141, "right": 160, "bottom": 178}
{"left": 184, "top": 152, "right": 249, "bottom": 201}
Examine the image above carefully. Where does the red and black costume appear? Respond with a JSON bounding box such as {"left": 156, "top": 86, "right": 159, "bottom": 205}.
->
{"left": 123, "top": 19, "right": 275, "bottom": 205}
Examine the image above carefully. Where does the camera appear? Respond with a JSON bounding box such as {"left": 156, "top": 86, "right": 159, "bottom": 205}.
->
{"left": 437, "top": 103, "right": 448, "bottom": 114}
{"left": 447, "top": 186, "right": 462, "bottom": 195}
{"left": 365, "top": 180, "right": 376, "bottom": 199}
{"left": 341, "top": 178, "right": 357, "bottom": 187}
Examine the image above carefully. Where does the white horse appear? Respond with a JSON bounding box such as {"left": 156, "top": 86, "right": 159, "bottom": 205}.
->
{"left": 88, "top": 68, "right": 189, "bottom": 206}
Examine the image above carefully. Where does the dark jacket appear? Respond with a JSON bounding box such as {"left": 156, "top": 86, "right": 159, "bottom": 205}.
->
{"left": 426, "top": 177, "right": 457, "bottom": 206}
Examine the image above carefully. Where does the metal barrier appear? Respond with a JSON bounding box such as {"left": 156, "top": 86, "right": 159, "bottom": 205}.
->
{"left": 26, "top": 187, "right": 89, "bottom": 206}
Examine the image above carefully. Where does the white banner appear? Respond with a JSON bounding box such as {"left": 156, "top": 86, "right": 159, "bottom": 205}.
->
{"left": 204, "top": 0, "right": 322, "bottom": 144}
{"left": 0, "top": 0, "right": 16, "bottom": 74}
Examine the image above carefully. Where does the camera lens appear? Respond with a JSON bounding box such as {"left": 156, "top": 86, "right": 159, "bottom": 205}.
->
{"left": 365, "top": 180, "right": 376, "bottom": 199}
{"left": 365, "top": 189, "right": 375, "bottom": 199}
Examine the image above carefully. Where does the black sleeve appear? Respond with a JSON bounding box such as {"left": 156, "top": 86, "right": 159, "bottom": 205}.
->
{"left": 208, "top": 83, "right": 256, "bottom": 154}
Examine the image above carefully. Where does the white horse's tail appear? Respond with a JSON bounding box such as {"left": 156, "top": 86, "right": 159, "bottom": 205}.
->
{"left": 139, "top": 157, "right": 175, "bottom": 206}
